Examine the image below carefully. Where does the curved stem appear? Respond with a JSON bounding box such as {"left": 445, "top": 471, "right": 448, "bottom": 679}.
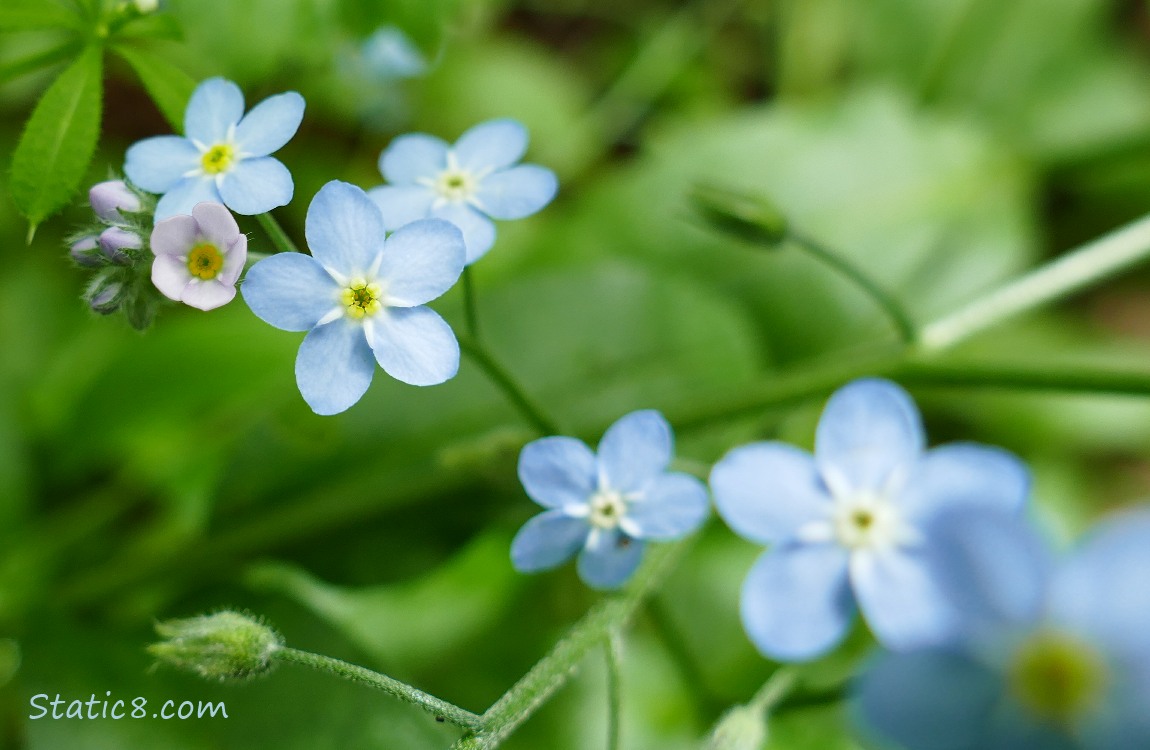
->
{"left": 920, "top": 211, "right": 1150, "bottom": 350}
{"left": 275, "top": 647, "right": 482, "bottom": 731}
{"left": 787, "top": 231, "right": 917, "bottom": 345}
{"left": 255, "top": 211, "right": 300, "bottom": 255}
{"left": 458, "top": 335, "right": 561, "bottom": 436}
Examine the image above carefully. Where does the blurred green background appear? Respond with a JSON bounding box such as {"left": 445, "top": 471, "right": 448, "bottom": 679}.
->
{"left": 5, "top": 0, "right": 1150, "bottom": 747}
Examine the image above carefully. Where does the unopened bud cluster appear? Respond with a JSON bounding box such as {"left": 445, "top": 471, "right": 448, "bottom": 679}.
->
{"left": 149, "top": 611, "right": 283, "bottom": 682}
{"left": 69, "top": 179, "right": 162, "bottom": 329}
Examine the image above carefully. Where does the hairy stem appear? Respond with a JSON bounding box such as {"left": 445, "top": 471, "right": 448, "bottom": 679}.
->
{"left": 462, "top": 267, "right": 482, "bottom": 341}
{"left": 275, "top": 647, "right": 482, "bottom": 731}
{"left": 605, "top": 633, "right": 622, "bottom": 750}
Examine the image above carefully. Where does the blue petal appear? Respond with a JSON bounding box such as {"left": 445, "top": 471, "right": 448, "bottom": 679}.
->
{"left": 453, "top": 119, "right": 528, "bottom": 173}
{"left": 596, "top": 410, "right": 672, "bottom": 493}
{"left": 577, "top": 529, "right": 645, "bottom": 590}
{"left": 926, "top": 508, "right": 1052, "bottom": 641}
{"left": 377, "top": 219, "right": 465, "bottom": 306}
{"left": 476, "top": 165, "right": 557, "bottom": 220}
{"left": 510, "top": 509, "right": 589, "bottom": 573}
{"left": 1048, "top": 510, "right": 1150, "bottom": 663}
{"left": 623, "top": 472, "right": 709, "bottom": 540}
{"left": 431, "top": 203, "right": 496, "bottom": 264}
{"left": 518, "top": 436, "right": 597, "bottom": 510}
{"left": 368, "top": 184, "right": 435, "bottom": 231}
{"left": 899, "top": 443, "right": 1030, "bottom": 522}
{"left": 218, "top": 157, "right": 293, "bottom": 215}
{"left": 379, "top": 133, "right": 448, "bottom": 184}
{"left": 710, "top": 442, "right": 832, "bottom": 545}
{"left": 154, "top": 177, "right": 221, "bottom": 223}
{"left": 854, "top": 649, "right": 1002, "bottom": 750}
{"left": 740, "top": 543, "right": 854, "bottom": 661}
{"left": 305, "top": 181, "right": 386, "bottom": 275}
{"left": 852, "top": 548, "right": 957, "bottom": 651}
{"left": 241, "top": 253, "right": 339, "bottom": 332}
{"left": 234, "top": 91, "right": 305, "bottom": 157}
{"left": 815, "top": 378, "right": 925, "bottom": 495}
{"left": 124, "top": 136, "right": 200, "bottom": 193}
{"left": 295, "top": 320, "right": 375, "bottom": 415}
{"left": 365, "top": 306, "right": 458, "bottom": 386}
{"left": 185, "top": 77, "right": 244, "bottom": 145}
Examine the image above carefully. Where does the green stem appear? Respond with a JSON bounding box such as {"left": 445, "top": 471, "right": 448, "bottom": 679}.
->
{"left": 787, "top": 231, "right": 917, "bottom": 345}
{"left": 748, "top": 668, "right": 799, "bottom": 714}
{"left": 462, "top": 267, "right": 481, "bottom": 341}
{"left": 458, "top": 336, "right": 562, "bottom": 436}
{"left": 256, "top": 212, "right": 300, "bottom": 255}
{"left": 919, "top": 211, "right": 1150, "bottom": 350}
{"left": 452, "top": 540, "right": 692, "bottom": 749}
{"left": 605, "top": 633, "right": 622, "bottom": 750}
{"left": 275, "top": 647, "right": 482, "bottom": 731}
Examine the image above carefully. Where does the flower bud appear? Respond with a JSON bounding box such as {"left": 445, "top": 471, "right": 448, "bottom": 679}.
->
{"left": 149, "top": 611, "right": 283, "bottom": 682}
{"left": 69, "top": 235, "right": 104, "bottom": 267}
{"left": 704, "top": 704, "right": 767, "bottom": 750}
{"left": 98, "top": 226, "right": 141, "bottom": 264}
{"left": 87, "top": 278, "right": 126, "bottom": 315}
{"left": 691, "top": 184, "right": 788, "bottom": 247}
{"left": 133, "top": 0, "right": 159, "bottom": 12}
{"left": 89, "top": 180, "right": 142, "bottom": 222}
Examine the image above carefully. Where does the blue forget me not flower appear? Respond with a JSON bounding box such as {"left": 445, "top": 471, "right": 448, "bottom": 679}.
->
{"left": 710, "top": 378, "right": 1030, "bottom": 661}
{"left": 511, "top": 410, "right": 709, "bottom": 590}
{"left": 241, "top": 181, "right": 465, "bottom": 415}
{"left": 368, "top": 119, "right": 558, "bottom": 264}
{"left": 855, "top": 508, "right": 1150, "bottom": 750}
{"left": 125, "top": 77, "right": 305, "bottom": 222}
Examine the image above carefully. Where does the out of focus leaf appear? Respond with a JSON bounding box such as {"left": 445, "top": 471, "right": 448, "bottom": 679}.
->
{"left": 113, "top": 44, "right": 196, "bottom": 131}
{"left": 246, "top": 531, "right": 519, "bottom": 672}
{"left": 0, "top": 0, "right": 79, "bottom": 31}
{"left": 9, "top": 44, "right": 103, "bottom": 235}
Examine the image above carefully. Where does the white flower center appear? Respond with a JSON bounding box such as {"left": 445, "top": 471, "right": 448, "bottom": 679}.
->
{"left": 830, "top": 492, "right": 905, "bottom": 550}
{"left": 588, "top": 489, "right": 628, "bottom": 530}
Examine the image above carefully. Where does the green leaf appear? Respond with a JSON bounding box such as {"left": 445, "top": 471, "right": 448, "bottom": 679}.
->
{"left": 0, "top": 0, "right": 79, "bottom": 31}
{"left": 9, "top": 44, "right": 104, "bottom": 235}
{"left": 113, "top": 12, "right": 185, "bottom": 42}
{"left": 112, "top": 43, "right": 194, "bottom": 132}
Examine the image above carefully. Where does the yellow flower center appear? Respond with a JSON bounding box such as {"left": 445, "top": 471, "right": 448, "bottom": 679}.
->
{"left": 201, "top": 143, "right": 236, "bottom": 175}
{"left": 340, "top": 279, "right": 383, "bottom": 319}
{"left": 187, "top": 242, "right": 224, "bottom": 280}
{"left": 1009, "top": 632, "right": 1108, "bottom": 728}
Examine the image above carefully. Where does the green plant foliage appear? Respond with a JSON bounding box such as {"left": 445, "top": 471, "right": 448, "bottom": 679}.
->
{"left": 9, "top": 45, "right": 103, "bottom": 236}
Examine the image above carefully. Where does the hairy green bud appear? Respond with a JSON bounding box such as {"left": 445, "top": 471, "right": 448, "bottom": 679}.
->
{"left": 149, "top": 611, "right": 283, "bottom": 682}
{"left": 691, "top": 184, "right": 788, "bottom": 247}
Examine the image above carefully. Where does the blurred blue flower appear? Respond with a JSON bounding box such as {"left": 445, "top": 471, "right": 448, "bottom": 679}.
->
{"left": 361, "top": 26, "right": 427, "bottom": 81}
{"left": 241, "top": 181, "right": 465, "bottom": 415}
{"left": 125, "top": 77, "right": 305, "bottom": 222}
{"left": 854, "top": 508, "right": 1150, "bottom": 750}
{"left": 511, "top": 410, "right": 709, "bottom": 590}
{"left": 368, "top": 119, "right": 558, "bottom": 264}
{"left": 710, "top": 378, "right": 1030, "bottom": 662}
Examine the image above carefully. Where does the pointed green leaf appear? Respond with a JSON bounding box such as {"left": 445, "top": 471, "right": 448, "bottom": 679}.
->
{"left": 112, "top": 44, "right": 194, "bottom": 132}
{"left": 112, "top": 13, "right": 184, "bottom": 42}
{"left": 9, "top": 44, "right": 104, "bottom": 234}
{"left": 0, "top": 0, "right": 79, "bottom": 31}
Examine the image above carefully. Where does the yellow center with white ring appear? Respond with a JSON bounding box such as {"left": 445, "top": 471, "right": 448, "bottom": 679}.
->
{"left": 201, "top": 143, "right": 236, "bottom": 175}
{"left": 340, "top": 278, "right": 383, "bottom": 319}
{"left": 187, "top": 242, "right": 224, "bottom": 280}
{"left": 588, "top": 489, "right": 628, "bottom": 530}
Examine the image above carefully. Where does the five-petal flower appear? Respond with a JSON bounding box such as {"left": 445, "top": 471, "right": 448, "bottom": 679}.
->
{"left": 710, "top": 378, "right": 1030, "bottom": 661}
{"left": 150, "top": 201, "right": 247, "bottom": 311}
{"left": 241, "top": 180, "right": 465, "bottom": 415}
{"left": 855, "top": 508, "right": 1150, "bottom": 750}
{"left": 511, "top": 410, "right": 710, "bottom": 590}
{"left": 368, "top": 118, "right": 558, "bottom": 264}
{"left": 125, "top": 77, "right": 305, "bottom": 222}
